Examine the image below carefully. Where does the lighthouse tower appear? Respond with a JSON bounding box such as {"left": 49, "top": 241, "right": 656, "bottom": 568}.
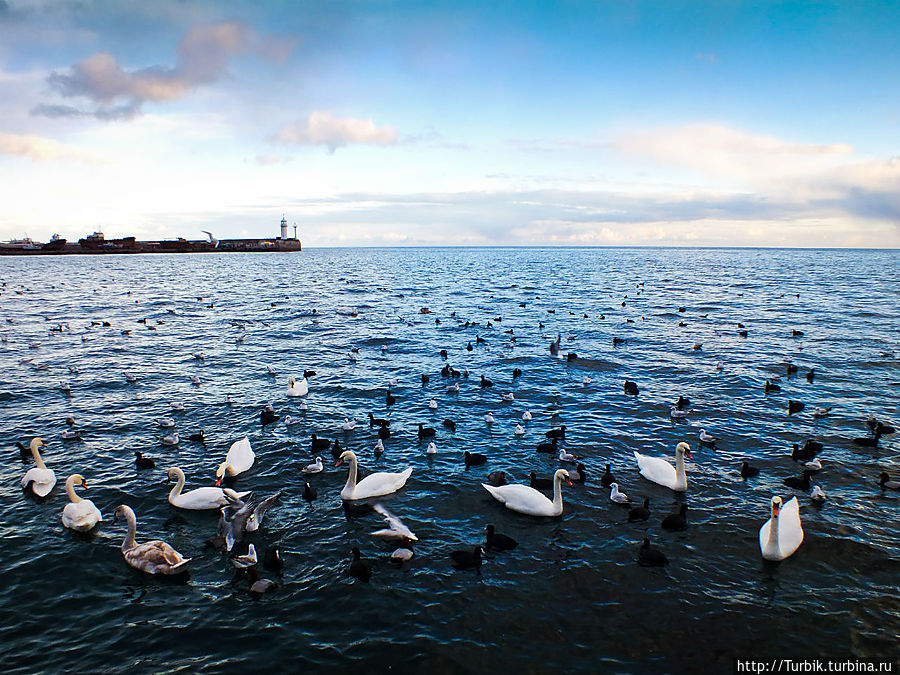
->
{"left": 280, "top": 215, "right": 288, "bottom": 239}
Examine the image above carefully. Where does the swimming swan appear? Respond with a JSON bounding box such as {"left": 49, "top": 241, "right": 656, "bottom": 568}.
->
{"left": 168, "top": 466, "right": 249, "bottom": 510}
{"left": 21, "top": 437, "right": 56, "bottom": 497}
{"left": 61, "top": 473, "right": 102, "bottom": 532}
{"left": 287, "top": 377, "right": 309, "bottom": 397}
{"left": 634, "top": 442, "right": 692, "bottom": 491}
{"left": 112, "top": 504, "right": 190, "bottom": 575}
{"left": 215, "top": 437, "right": 255, "bottom": 485}
{"left": 336, "top": 450, "right": 412, "bottom": 500}
{"left": 482, "top": 469, "right": 571, "bottom": 517}
{"left": 759, "top": 496, "right": 804, "bottom": 561}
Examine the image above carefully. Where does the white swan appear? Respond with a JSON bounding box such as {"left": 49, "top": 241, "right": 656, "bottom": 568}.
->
{"left": 336, "top": 450, "right": 412, "bottom": 500}
{"left": 287, "top": 377, "right": 308, "bottom": 397}
{"left": 168, "top": 466, "right": 249, "bottom": 510}
{"left": 113, "top": 505, "right": 190, "bottom": 575}
{"left": 21, "top": 437, "right": 56, "bottom": 497}
{"left": 215, "top": 437, "right": 255, "bottom": 485}
{"left": 61, "top": 473, "right": 102, "bottom": 531}
{"left": 482, "top": 469, "right": 571, "bottom": 517}
{"left": 634, "top": 442, "right": 692, "bottom": 492}
{"left": 759, "top": 496, "right": 804, "bottom": 561}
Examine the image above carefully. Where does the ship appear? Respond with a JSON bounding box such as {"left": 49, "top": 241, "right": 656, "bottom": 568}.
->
{"left": 0, "top": 217, "right": 301, "bottom": 255}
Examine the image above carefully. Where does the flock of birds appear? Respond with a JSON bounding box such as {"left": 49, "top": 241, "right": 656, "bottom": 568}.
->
{"left": 8, "top": 274, "right": 900, "bottom": 594}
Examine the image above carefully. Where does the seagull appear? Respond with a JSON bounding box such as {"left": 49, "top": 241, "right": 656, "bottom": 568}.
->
{"left": 170, "top": 402, "right": 186, "bottom": 411}
{"left": 266, "top": 365, "right": 277, "bottom": 376}
{"left": 500, "top": 392, "right": 515, "bottom": 402}
{"left": 374, "top": 438, "right": 385, "bottom": 459}
{"left": 810, "top": 485, "right": 826, "bottom": 502}
{"left": 558, "top": 449, "right": 577, "bottom": 463}
{"left": 370, "top": 504, "right": 418, "bottom": 541}
{"left": 805, "top": 458, "right": 823, "bottom": 472}
{"left": 303, "top": 457, "right": 324, "bottom": 474}
{"left": 670, "top": 407, "right": 690, "bottom": 418}
{"left": 514, "top": 424, "right": 525, "bottom": 436}
{"left": 284, "top": 415, "right": 302, "bottom": 426}
{"left": 160, "top": 432, "right": 179, "bottom": 446}
{"left": 447, "top": 383, "right": 460, "bottom": 393}
{"left": 698, "top": 429, "right": 716, "bottom": 444}
{"left": 231, "top": 543, "right": 258, "bottom": 569}
{"left": 123, "top": 372, "right": 138, "bottom": 383}
{"left": 426, "top": 441, "right": 437, "bottom": 455}
{"left": 156, "top": 417, "right": 176, "bottom": 429}
{"left": 484, "top": 412, "right": 495, "bottom": 424}
{"left": 609, "top": 483, "right": 630, "bottom": 504}
{"left": 428, "top": 398, "right": 438, "bottom": 410}
{"left": 190, "top": 375, "right": 201, "bottom": 386}
{"left": 813, "top": 407, "right": 832, "bottom": 419}
{"left": 342, "top": 417, "right": 357, "bottom": 431}
{"left": 522, "top": 410, "right": 533, "bottom": 421}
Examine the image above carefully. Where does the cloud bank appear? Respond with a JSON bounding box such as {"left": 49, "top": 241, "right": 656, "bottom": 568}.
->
{"left": 0, "top": 131, "right": 95, "bottom": 161}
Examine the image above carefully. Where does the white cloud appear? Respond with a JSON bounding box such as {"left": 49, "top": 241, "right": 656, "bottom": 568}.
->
{"left": 34, "top": 20, "right": 295, "bottom": 119}
{"left": 0, "top": 131, "right": 96, "bottom": 161}
{"left": 275, "top": 111, "right": 398, "bottom": 153}
{"left": 614, "top": 123, "right": 854, "bottom": 184}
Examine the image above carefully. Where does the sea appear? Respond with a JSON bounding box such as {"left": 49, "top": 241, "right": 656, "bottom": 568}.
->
{"left": 0, "top": 247, "right": 897, "bottom": 674}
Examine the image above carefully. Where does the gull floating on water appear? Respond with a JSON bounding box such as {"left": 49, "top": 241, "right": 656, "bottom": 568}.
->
{"left": 514, "top": 423, "right": 525, "bottom": 436}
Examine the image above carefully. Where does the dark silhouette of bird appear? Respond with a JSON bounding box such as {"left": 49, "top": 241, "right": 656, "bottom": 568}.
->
{"left": 303, "top": 482, "right": 318, "bottom": 503}
{"left": 386, "top": 389, "right": 396, "bottom": 406}
{"left": 628, "top": 498, "right": 651, "bottom": 522}
{"left": 485, "top": 525, "right": 517, "bottom": 551}
{"left": 311, "top": 434, "right": 331, "bottom": 452}
{"left": 783, "top": 470, "right": 814, "bottom": 490}
{"left": 536, "top": 437, "right": 558, "bottom": 454}
{"left": 480, "top": 375, "right": 493, "bottom": 388}
{"left": 675, "top": 395, "right": 691, "bottom": 410}
{"left": 464, "top": 451, "right": 487, "bottom": 467}
{"left": 443, "top": 418, "right": 457, "bottom": 432}
{"left": 512, "top": 367, "right": 522, "bottom": 379}
{"left": 600, "top": 464, "right": 615, "bottom": 487}
{"left": 545, "top": 426, "right": 566, "bottom": 440}
{"left": 740, "top": 461, "right": 759, "bottom": 478}
{"left": 260, "top": 405, "right": 279, "bottom": 425}
{"left": 450, "top": 545, "right": 483, "bottom": 573}
{"left": 569, "top": 463, "right": 587, "bottom": 484}
{"left": 488, "top": 471, "right": 508, "bottom": 486}
{"left": 378, "top": 425, "right": 391, "bottom": 440}
{"left": 368, "top": 412, "right": 390, "bottom": 427}
{"left": 806, "top": 369, "right": 815, "bottom": 383}
{"left": 421, "top": 374, "right": 430, "bottom": 385}
{"left": 348, "top": 547, "right": 371, "bottom": 582}
{"left": 263, "top": 545, "right": 284, "bottom": 573}
{"left": 134, "top": 451, "right": 155, "bottom": 469}
{"left": 467, "top": 342, "right": 473, "bottom": 351}
{"left": 765, "top": 381, "right": 781, "bottom": 394}
{"left": 418, "top": 423, "right": 436, "bottom": 439}
{"left": 661, "top": 504, "right": 688, "bottom": 531}
{"left": 788, "top": 400, "right": 805, "bottom": 415}
{"left": 440, "top": 349, "right": 448, "bottom": 359}
{"left": 786, "top": 363, "right": 798, "bottom": 376}
{"left": 15, "top": 441, "right": 30, "bottom": 462}
{"left": 879, "top": 472, "right": 900, "bottom": 490}
{"left": 343, "top": 502, "right": 375, "bottom": 520}
{"left": 188, "top": 430, "right": 206, "bottom": 444}
{"left": 637, "top": 538, "right": 668, "bottom": 566}
{"left": 853, "top": 432, "right": 881, "bottom": 448}
{"left": 791, "top": 440, "right": 823, "bottom": 461}
{"left": 624, "top": 380, "right": 639, "bottom": 395}
{"left": 613, "top": 337, "right": 627, "bottom": 346}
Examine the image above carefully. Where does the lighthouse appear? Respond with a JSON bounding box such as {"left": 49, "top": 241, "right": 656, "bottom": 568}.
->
{"left": 280, "top": 215, "right": 288, "bottom": 239}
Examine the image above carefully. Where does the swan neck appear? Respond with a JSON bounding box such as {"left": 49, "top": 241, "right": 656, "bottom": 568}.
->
{"left": 675, "top": 449, "right": 686, "bottom": 485}
{"left": 343, "top": 455, "right": 358, "bottom": 493}
{"left": 552, "top": 475, "right": 564, "bottom": 509}
{"left": 122, "top": 509, "right": 137, "bottom": 551}
{"left": 765, "top": 512, "right": 780, "bottom": 554}
{"left": 65, "top": 475, "right": 82, "bottom": 503}
{"left": 31, "top": 444, "right": 46, "bottom": 469}
{"left": 168, "top": 470, "right": 185, "bottom": 502}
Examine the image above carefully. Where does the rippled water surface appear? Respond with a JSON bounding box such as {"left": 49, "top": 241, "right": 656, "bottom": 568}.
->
{"left": 1, "top": 248, "right": 898, "bottom": 673}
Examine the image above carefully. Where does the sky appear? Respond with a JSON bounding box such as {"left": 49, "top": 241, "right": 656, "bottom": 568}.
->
{"left": 1, "top": 0, "right": 898, "bottom": 248}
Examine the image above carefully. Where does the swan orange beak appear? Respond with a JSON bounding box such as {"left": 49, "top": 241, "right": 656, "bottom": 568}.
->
{"left": 685, "top": 448, "right": 693, "bottom": 460}
{"left": 215, "top": 477, "right": 222, "bottom": 487}
{"left": 81, "top": 480, "right": 88, "bottom": 489}
{"left": 773, "top": 503, "right": 781, "bottom": 517}
{"left": 335, "top": 459, "right": 344, "bottom": 467}
{"left": 565, "top": 479, "right": 573, "bottom": 486}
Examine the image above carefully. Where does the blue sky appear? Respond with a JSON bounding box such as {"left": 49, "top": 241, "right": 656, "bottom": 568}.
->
{"left": 0, "top": 0, "right": 898, "bottom": 246}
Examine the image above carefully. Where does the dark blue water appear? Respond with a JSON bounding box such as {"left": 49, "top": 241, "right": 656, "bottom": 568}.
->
{"left": 1, "top": 248, "right": 897, "bottom": 673}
